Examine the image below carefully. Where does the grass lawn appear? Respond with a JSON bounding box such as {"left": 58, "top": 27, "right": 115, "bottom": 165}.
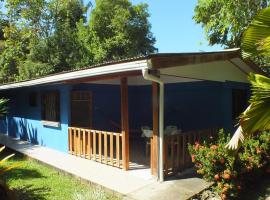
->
{"left": 0, "top": 148, "right": 121, "bottom": 200}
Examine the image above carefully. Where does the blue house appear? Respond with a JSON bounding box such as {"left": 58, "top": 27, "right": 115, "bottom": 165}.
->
{"left": 0, "top": 49, "right": 261, "bottom": 181}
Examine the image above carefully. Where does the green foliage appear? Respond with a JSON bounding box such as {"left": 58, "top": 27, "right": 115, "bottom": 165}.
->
{"left": 226, "top": 7, "right": 270, "bottom": 149}
{"left": 88, "top": 0, "right": 157, "bottom": 63}
{"left": 242, "top": 6, "right": 270, "bottom": 60}
{"left": 193, "top": 0, "right": 270, "bottom": 48}
{"left": 189, "top": 129, "right": 270, "bottom": 199}
{"left": 0, "top": 0, "right": 156, "bottom": 82}
{"left": 240, "top": 73, "right": 270, "bottom": 134}
{"left": 17, "top": 60, "right": 54, "bottom": 81}
{"left": 0, "top": 98, "right": 8, "bottom": 117}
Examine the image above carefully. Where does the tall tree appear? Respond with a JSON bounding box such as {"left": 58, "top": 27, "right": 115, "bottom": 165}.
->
{"left": 194, "top": 0, "right": 270, "bottom": 48}
{"left": 26, "top": 0, "right": 91, "bottom": 73}
{"left": 88, "top": 0, "right": 157, "bottom": 63}
{"left": 0, "top": 0, "right": 157, "bottom": 82}
{"left": 0, "top": 0, "right": 90, "bottom": 82}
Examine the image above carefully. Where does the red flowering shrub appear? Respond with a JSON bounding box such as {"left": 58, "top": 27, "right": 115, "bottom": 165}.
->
{"left": 189, "top": 130, "right": 270, "bottom": 200}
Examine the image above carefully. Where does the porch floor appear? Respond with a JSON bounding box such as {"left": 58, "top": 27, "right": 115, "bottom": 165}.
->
{"left": 0, "top": 133, "right": 211, "bottom": 199}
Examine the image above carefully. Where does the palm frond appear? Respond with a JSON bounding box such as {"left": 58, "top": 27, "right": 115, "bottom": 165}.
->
{"left": 0, "top": 146, "right": 21, "bottom": 174}
{"left": 242, "top": 7, "right": 270, "bottom": 56}
{"left": 0, "top": 163, "right": 21, "bottom": 175}
{"left": 225, "top": 125, "right": 245, "bottom": 150}
{"left": 0, "top": 153, "right": 14, "bottom": 165}
{"left": 241, "top": 74, "right": 270, "bottom": 133}
{"left": 227, "top": 74, "right": 270, "bottom": 149}
{"left": 0, "top": 146, "right": 5, "bottom": 153}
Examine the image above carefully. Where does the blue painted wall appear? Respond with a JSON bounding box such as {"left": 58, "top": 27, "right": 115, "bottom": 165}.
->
{"left": 164, "top": 81, "right": 248, "bottom": 132}
{"left": 1, "top": 84, "right": 71, "bottom": 153}
{"left": 0, "top": 80, "right": 249, "bottom": 153}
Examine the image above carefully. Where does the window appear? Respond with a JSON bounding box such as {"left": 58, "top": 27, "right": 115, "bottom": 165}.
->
{"left": 41, "top": 91, "right": 60, "bottom": 122}
{"left": 29, "top": 92, "right": 37, "bottom": 107}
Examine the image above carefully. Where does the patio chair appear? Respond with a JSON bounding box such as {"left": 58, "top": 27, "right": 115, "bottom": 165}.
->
{"left": 141, "top": 126, "right": 153, "bottom": 138}
{"left": 141, "top": 126, "right": 153, "bottom": 157}
{"left": 164, "top": 125, "right": 178, "bottom": 135}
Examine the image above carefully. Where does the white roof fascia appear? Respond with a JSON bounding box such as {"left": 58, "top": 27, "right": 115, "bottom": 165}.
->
{"left": 0, "top": 60, "right": 149, "bottom": 90}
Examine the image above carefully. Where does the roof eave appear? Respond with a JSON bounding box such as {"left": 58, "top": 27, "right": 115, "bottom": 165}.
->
{"left": 149, "top": 49, "right": 241, "bottom": 69}
{"left": 0, "top": 59, "right": 149, "bottom": 90}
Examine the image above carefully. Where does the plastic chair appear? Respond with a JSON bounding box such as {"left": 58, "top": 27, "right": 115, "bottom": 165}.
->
{"left": 141, "top": 126, "right": 153, "bottom": 138}
{"left": 141, "top": 126, "right": 152, "bottom": 157}
{"left": 164, "top": 125, "right": 178, "bottom": 135}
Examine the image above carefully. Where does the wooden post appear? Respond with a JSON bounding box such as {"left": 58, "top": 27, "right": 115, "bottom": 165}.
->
{"left": 151, "top": 82, "right": 159, "bottom": 176}
{"left": 121, "top": 77, "right": 129, "bottom": 170}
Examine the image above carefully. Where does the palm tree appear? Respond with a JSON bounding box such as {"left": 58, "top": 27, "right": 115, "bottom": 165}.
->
{"left": 226, "top": 7, "right": 270, "bottom": 149}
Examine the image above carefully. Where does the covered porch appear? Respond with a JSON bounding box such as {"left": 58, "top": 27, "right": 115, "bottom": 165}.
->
{"left": 66, "top": 73, "right": 160, "bottom": 175}
{"left": 63, "top": 50, "right": 256, "bottom": 181}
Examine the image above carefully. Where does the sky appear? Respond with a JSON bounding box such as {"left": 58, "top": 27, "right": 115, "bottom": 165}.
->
{"left": 129, "top": 0, "right": 223, "bottom": 53}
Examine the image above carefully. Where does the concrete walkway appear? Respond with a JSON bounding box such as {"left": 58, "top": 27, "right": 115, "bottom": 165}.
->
{"left": 0, "top": 134, "right": 210, "bottom": 200}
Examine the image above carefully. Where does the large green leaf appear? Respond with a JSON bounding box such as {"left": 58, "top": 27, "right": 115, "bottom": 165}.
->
{"left": 242, "top": 7, "right": 270, "bottom": 56}
{"left": 227, "top": 7, "right": 270, "bottom": 150}
{"left": 241, "top": 74, "right": 270, "bottom": 133}
{"left": 227, "top": 73, "right": 270, "bottom": 149}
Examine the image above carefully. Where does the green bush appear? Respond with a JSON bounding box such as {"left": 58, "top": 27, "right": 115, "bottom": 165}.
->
{"left": 189, "top": 130, "right": 270, "bottom": 200}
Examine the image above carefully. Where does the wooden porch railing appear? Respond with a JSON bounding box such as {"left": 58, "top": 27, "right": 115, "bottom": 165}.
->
{"left": 68, "top": 127, "right": 123, "bottom": 168}
{"left": 163, "top": 128, "right": 217, "bottom": 177}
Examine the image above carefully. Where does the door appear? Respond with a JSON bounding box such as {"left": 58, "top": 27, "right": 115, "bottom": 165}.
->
{"left": 70, "top": 91, "right": 93, "bottom": 128}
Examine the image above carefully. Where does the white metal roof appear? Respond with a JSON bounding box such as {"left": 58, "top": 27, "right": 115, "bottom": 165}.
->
{"left": 0, "top": 48, "right": 261, "bottom": 90}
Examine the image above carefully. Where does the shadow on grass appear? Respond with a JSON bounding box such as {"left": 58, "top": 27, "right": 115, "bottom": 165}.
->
{"left": 0, "top": 148, "right": 50, "bottom": 199}
{"left": 0, "top": 148, "right": 45, "bottom": 180}
{"left": 2, "top": 167, "right": 46, "bottom": 180}
{"left": 1, "top": 168, "right": 49, "bottom": 200}
{"left": 12, "top": 185, "right": 50, "bottom": 200}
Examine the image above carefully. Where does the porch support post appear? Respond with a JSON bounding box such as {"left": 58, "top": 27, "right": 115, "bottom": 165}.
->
{"left": 121, "top": 77, "right": 129, "bottom": 170}
{"left": 151, "top": 82, "right": 159, "bottom": 176}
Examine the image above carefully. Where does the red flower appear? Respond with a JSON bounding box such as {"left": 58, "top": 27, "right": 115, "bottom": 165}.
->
{"left": 223, "top": 173, "right": 231, "bottom": 180}
{"left": 210, "top": 145, "right": 218, "bottom": 150}
{"left": 194, "top": 142, "right": 200, "bottom": 150}
{"left": 191, "top": 154, "right": 196, "bottom": 162}
{"left": 256, "top": 147, "right": 262, "bottom": 154}
{"left": 220, "top": 158, "right": 225, "bottom": 164}
{"left": 214, "top": 174, "right": 220, "bottom": 181}
{"left": 237, "top": 185, "right": 241, "bottom": 191}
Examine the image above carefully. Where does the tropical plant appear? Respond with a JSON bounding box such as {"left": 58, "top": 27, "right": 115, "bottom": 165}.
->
{"left": 226, "top": 7, "right": 270, "bottom": 149}
{"left": 242, "top": 7, "right": 270, "bottom": 57}
{"left": 189, "top": 130, "right": 270, "bottom": 199}
{"left": 0, "top": 146, "right": 19, "bottom": 175}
